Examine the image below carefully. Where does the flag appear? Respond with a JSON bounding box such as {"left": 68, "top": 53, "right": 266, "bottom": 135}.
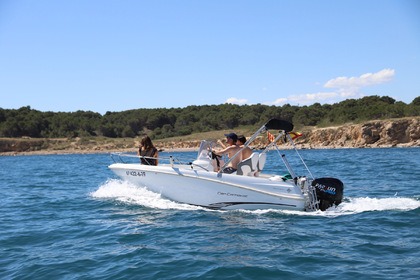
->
{"left": 288, "top": 131, "right": 303, "bottom": 140}
{"left": 267, "top": 131, "right": 275, "bottom": 142}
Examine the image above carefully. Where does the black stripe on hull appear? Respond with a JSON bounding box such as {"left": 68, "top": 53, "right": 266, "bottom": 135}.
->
{"left": 205, "top": 201, "right": 298, "bottom": 210}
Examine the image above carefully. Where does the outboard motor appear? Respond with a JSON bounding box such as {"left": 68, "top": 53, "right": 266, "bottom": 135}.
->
{"left": 312, "top": 178, "right": 344, "bottom": 211}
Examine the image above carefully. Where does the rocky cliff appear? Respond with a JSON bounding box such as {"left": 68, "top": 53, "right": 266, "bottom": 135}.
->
{"left": 153, "top": 117, "right": 420, "bottom": 150}
{"left": 294, "top": 117, "right": 419, "bottom": 149}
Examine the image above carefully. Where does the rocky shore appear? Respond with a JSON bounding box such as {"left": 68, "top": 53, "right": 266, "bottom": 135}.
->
{"left": 1, "top": 117, "right": 419, "bottom": 156}
{"left": 294, "top": 117, "right": 420, "bottom": 149}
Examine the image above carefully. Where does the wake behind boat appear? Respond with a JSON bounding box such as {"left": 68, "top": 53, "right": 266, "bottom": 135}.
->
{"left": 108, "top": 119, "right": 344, "bottom": 211}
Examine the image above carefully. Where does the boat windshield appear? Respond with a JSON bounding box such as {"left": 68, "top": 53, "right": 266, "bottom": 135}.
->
{"left": 196, "top": 140, "right": 216, "bottom": 160}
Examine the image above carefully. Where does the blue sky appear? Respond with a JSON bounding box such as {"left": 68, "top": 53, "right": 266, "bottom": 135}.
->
{"left": 0, "top": 0, "right": 419, "bottom": 114}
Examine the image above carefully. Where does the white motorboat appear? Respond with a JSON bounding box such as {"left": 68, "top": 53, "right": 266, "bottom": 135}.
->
{"left": 108, "top": 119, "right": 344, "bottom": 211}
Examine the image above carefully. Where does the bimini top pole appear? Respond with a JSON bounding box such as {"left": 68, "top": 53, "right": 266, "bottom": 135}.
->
{"left": 286, "top": 133, "right": 315, "bottom": 179}
{"left": 218, "top": 119, "right": 294, "bottom": 174}
{"left": 219, "top": 121, "right": 269, "bottom": 173}
{"left": 244, "top": 119, "right": 293, "bottom": 147}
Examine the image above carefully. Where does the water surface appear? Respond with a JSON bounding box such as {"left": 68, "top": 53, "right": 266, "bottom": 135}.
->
{"left": 1, "top": 148, "right": 419, "bottom": 279}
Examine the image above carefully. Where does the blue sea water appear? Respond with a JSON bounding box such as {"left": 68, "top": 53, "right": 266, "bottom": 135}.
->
{"left": 1, "top": 148, "right": 419, "bottom": 280}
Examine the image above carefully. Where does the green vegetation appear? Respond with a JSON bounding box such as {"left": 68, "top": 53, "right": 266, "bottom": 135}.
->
{"left": 1, "top": 95, "right": 419, "bottom": 139}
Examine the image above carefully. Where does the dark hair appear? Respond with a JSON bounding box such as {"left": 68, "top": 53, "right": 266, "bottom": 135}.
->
{"left": 140, "top": 135, "right": 154, "bottom": 150}
{"left": 139, "top": 135, "right": 157, "bottom": 165}
{"left": 237, "top": 135, "right": 246, "bottom": 143}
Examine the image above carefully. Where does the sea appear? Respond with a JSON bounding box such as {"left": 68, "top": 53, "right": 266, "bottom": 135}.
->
{"left": 1, "top": 147, "right": 419, "bottom": 280}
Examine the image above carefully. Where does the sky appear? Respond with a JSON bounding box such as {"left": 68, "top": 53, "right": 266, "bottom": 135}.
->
{"left": 0, "top": 0, "right": 419, "bottom": 114}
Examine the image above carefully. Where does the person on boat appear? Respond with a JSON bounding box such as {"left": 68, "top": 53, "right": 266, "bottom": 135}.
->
{"left": 213, "top": 132, "right": 242, "bottom": 173}
{"left": 137, "top": 135, "right": 158, "bottom": 165}
{"left": 237, "top": 135, "right": 252, "bottom": 159}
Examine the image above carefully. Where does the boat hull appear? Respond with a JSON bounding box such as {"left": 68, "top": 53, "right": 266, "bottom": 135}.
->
{"left": 109, "top": 163, "right": 306, "bottom": 210}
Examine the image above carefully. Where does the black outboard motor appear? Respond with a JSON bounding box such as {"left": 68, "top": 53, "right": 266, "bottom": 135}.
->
{"left": 312, "top": 178, "right": 344, "bottom": 211}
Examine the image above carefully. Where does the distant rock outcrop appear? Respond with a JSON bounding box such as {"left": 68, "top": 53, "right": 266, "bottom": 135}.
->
{"left": 294, "top": 117, "right": 420, "bottom": 149}
{"left": 155, "top": 117, "right": 420, "bottom": 150}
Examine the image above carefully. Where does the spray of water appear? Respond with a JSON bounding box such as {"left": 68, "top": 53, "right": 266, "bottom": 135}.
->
{"left": 91, "top": 179, "right": 203, "bottom": 211}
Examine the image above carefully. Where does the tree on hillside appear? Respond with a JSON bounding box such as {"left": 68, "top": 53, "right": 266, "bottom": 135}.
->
{"left": 0, "top": 95, "right": 418, "bottom": 139}
{"left": 412, "top": 96, "right": 420, "bottom": 106}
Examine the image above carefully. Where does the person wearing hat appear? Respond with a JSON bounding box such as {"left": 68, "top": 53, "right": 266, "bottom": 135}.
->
{"left": 213, "top": 132, "right": 242, "bottom": 174}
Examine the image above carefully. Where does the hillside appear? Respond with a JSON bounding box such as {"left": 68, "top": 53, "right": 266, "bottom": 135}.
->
{"left": 1, "top": 96, "right": 419, "bottom": 141}
{"left": 1, "top": 117, "right": 418, "bottom": 155}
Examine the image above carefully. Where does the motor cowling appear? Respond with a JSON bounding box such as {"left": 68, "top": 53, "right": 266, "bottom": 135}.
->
{"left": 312, "top": 178, "right": 344, "bottom": 211}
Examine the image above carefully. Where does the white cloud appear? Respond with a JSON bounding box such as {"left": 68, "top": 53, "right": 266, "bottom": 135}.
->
{"left": 266, "top": 68, "right": 395, "bottom": 106}
{"left": 291, "top": 92, "right": 338, "bottom": 103}
{"left": 324, "top": 68, "right": 395, "bottom": 89}
{"left": 269, "top": 92, "right": 339, "bottom": 106}
{"left": 225, "top": 97, "right": 248, "bottom": 105}
{"left": 271, "top": 97, "right": 288, "bottom": 105}
{"left": 224, "top": 69, "right": 395, "bottom": 107}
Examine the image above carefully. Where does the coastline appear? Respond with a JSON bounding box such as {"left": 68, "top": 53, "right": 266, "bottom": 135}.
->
{"left": 1, "top": 141, "right": 418, "bottom": 157}
{"left": 0, "top": 147, "right": 200, "bottom": 156}
{"left": 1, "top": 117, "right": 419, "bottom": 156}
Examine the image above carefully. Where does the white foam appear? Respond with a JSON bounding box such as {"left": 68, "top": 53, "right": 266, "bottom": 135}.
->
{"left": 338, "top": 196, "right": 420, "bottom": 213}
{"left": 91, "top": 179, "right": 203, "bottom": 211}
{"left": 236, "top": 196, "right": 420, "bottom": 217}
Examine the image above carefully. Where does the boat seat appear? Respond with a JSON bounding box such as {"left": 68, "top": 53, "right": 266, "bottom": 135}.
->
{"left": 254, "top": 153, "right": 267, "bottom": 176}
{"left": 257, "top": 153, "right": 267, "bottom": 172}
{"left": 237, "top": 152, "right": 259, "bottom": 176}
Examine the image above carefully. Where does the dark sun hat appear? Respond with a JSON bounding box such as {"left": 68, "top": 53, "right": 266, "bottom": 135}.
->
{"left": 224, "top": 132, "right": 238, "bottom": 141}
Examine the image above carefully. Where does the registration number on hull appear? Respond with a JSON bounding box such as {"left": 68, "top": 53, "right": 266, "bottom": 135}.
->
{"left": 126, "top": 171, "right": 146, "bottom": 177}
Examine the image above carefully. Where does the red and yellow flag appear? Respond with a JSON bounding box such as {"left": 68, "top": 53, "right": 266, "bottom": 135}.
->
{"left": 267, "top": 131, "right": 275, "bottom": 142}
{"left": 288, "top": 131, "right": 303, "bottom": 140}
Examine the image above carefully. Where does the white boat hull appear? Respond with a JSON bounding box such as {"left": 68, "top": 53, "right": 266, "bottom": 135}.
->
{"left": 109, "top": 163, "right": 306, "bottom": 210}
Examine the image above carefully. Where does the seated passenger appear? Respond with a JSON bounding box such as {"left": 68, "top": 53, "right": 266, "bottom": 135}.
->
{"left": 137, "top": 135, "right": 158, "bottom": 165}
{"left": 213, "top": 133, "right": 242, "bottom": 173}
{"left": 237, "top": 135, "right": 252, "bottom": 159}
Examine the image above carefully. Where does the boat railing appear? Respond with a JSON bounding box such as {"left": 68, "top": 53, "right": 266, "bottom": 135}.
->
{"left": 110, "top": 152, "right": 186, "bottom": 166}
{"left": 109, "top": 152, "right": 131, "bottom": 163}
{"left": 110, "top": 150, "right": 219, "bottom": 172}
